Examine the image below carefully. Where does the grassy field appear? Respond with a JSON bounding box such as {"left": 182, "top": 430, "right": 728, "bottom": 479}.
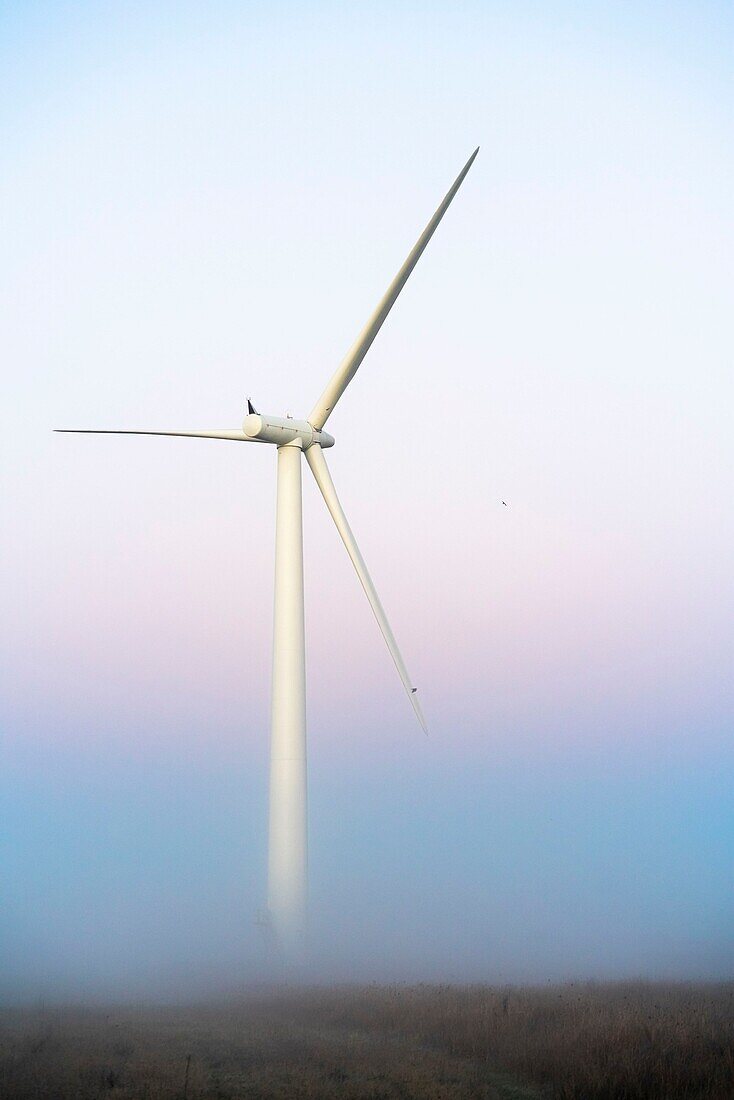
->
{"left": 1, "top": 982, "right": 733, "bottom": 1099}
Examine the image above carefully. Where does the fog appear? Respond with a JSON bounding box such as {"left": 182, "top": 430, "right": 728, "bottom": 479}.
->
{"left": 5, "top": 729, "right": 732, "bottom": 1003}
{"left": 2, "top": 2, "right": 733, "bottom": 1003}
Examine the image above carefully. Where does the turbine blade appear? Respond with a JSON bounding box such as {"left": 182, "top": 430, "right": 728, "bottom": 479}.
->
{"left": 305, "top": 443, "right": 427, "bottom": 733}
{"left": 54, "top": 429, "right": 258, "bottom": 442}
{"left": 308, "top": 147, "right": 479, "bottom": 430}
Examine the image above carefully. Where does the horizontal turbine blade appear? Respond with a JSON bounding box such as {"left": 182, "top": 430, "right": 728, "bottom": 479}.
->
{"left": 54, "top": 429, "right": 258, "bottom": 442}
{"left": 308, "top": 147, "right": 479, "bottom": 431}
{"left": 305, "top": 443, "right": 427, "bottom": 733}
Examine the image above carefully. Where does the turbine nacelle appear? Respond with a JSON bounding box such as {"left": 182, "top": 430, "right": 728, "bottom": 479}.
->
{"left": 242, "top": 412, "right": 335, "bottom": 449}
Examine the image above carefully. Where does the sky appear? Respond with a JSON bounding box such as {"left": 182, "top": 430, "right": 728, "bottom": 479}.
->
{"left": 2, "top": 1, "right": 733, "bottom": 1000}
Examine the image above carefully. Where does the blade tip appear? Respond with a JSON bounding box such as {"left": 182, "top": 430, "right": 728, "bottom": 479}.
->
{"left": 411, "top": 692, "right": 428, "bottom": 735}
{"left": 461, "top": 146, "right": 480, "bottom": 175}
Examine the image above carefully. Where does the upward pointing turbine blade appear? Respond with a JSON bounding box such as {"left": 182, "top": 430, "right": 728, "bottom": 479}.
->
{"left": 305, "top": 443, "right": 427, "bottom": 734}
{"left": 308, "top": 147, "right": 479, "bottom": 430}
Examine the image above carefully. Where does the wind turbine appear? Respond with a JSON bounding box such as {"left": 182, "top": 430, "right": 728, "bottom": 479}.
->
{"left": 57, "top": 147, "right": 478, "bottom": 954}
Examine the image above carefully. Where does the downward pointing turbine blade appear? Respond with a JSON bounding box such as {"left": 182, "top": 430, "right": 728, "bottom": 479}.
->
{"left": 54, "top": 429, "right": 255, "bottom": 442}
{"left": 305, "top": 444, "right": 427, "bottom": 733}
{"left": 308, "top": 147, "right": 479, "bottom": 430}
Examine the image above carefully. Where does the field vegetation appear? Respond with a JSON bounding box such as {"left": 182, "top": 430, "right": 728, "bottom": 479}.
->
{"left": 1, "top": 982, "right": 732, "bottom": 1099}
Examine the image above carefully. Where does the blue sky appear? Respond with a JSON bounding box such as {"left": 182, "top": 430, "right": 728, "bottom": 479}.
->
{"left": 2, "top": 1, "right": 733, "bottom": 998}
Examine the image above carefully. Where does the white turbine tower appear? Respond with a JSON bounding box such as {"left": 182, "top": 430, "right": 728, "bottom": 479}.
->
{"left": 57, "top": 148, "right": 478, "bottom": 954}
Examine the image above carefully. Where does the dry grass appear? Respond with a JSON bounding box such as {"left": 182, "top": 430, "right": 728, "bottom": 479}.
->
{"left": 1, "top": 982, "right": 732, "bottom": 1099}
{"left": 274, "top": 982, "right": 734, "bottom": 1099}
{"left": 0, "top": 1000, "right": 529, "bottom": 1100}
